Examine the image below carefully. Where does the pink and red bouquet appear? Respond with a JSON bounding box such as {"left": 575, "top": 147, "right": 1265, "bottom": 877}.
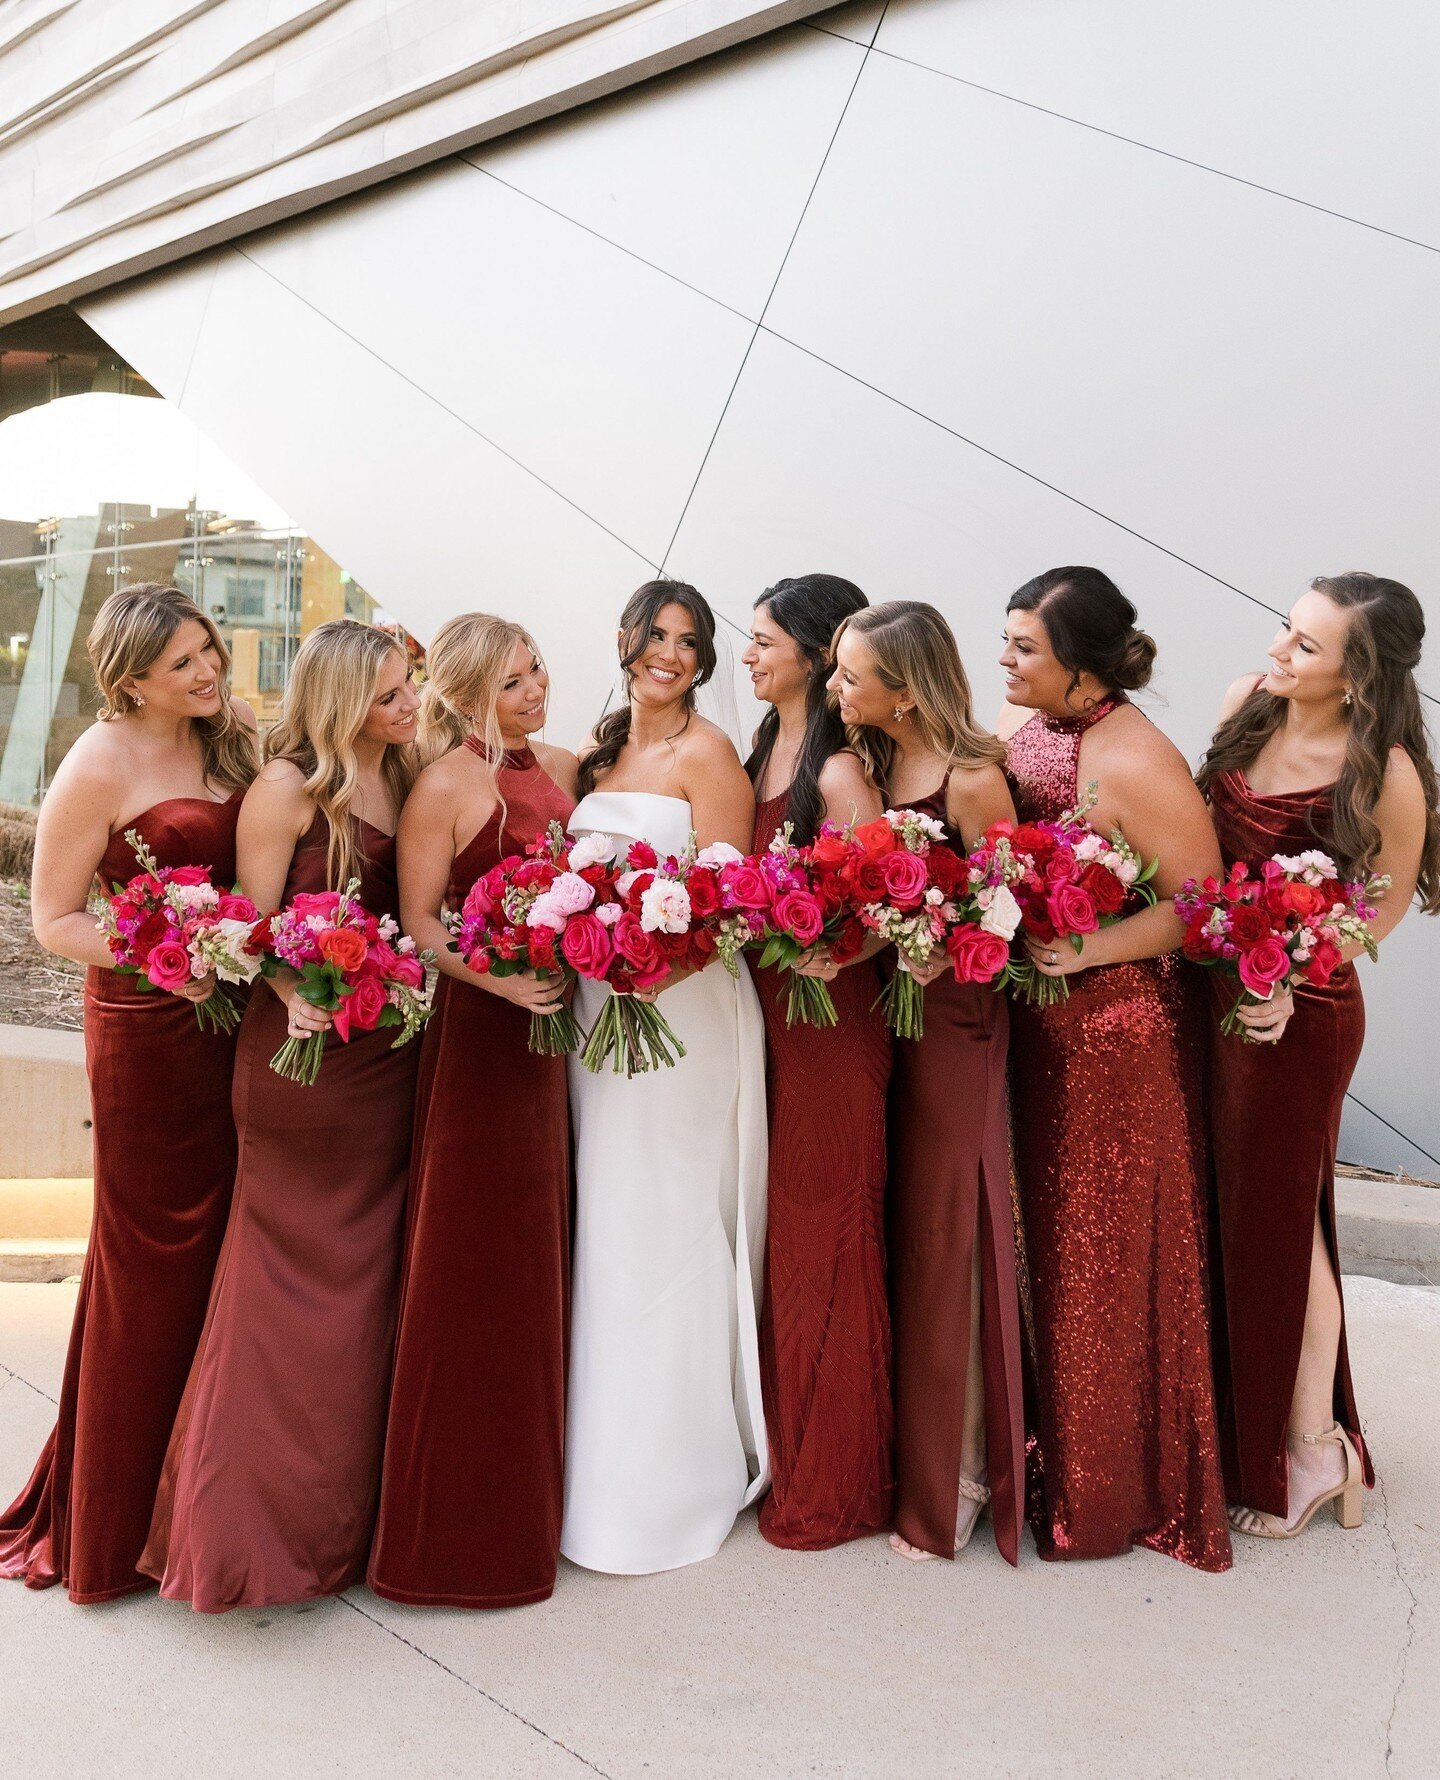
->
{"left": 715, "top": 822, "right": 866, "bottom": 1029}
{"left": 847, "top": 809, "right": 1018, "bottom": 1039}
{"left": 1176, "top": 848, "right": 1386, "bottom": 1038}
{"left": 449, "top": 821, "right": 589, "bottom": 1056}
{"left": 259, "top": 878, "right": 433, "bottom": 1084}
{"left": 997, "top": 787, "right": 1157, "bottom": 1007}
{"left": 97, "top": 829, "right": 262, "bottom": 1033}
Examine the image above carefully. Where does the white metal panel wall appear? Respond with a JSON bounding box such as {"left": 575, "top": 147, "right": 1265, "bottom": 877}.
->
{"left": 79, "top": 3, "right": 1440, "bottom": 1172}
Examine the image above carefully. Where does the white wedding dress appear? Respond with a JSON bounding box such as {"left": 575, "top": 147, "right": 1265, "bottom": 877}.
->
{"left": 561, "top": 790, "right": 769, "bottom": 1574}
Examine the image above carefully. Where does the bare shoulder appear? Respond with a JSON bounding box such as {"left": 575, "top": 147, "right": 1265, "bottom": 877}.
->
{"left": 946, "top": 759, "right": 1014, "bottom": 833}
{"left": 1378, "top": 745, "right": 1426, "bottom": 819}
{"left": 1096, "top": 705, "right": 1190, "bottom": 778}
{"left": 533, "top": 741, "right": 580, "bottom": 796}
{"left": 817, "top": 749, "right": 875, "bottom": 799}
{"left": 47, "top": 721, "right": 127, "bottom": 803}
{"left": 231, "top": 697, "right": 259, "bottom": 733}
{"left": 256, "top": 755, "right": 307, "bottom": 792}
{"left": 1219, "top": 672, "right": 1263, "bottom": 724}
{"left": 995, "top": 701, "right": 1031, "bottom": 742}
{"left": 680, "top": 713, "right": 741, "bottom": 760}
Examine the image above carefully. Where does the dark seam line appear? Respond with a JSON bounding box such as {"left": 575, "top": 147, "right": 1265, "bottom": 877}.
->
{"left": 340, "top": 1594, "right": 612, "bottom": 1774}
{"left": 1344, "top": 1092, "right": 1440, "bottom": 1169}
{"left": 660, "top": 4, "right": 886, "bottom": 571}
{"left": 864, "top": 42, "right": 1439, "bottom": 256}
{"left": 231, "top": 246, "right": 661, "bottom": 572}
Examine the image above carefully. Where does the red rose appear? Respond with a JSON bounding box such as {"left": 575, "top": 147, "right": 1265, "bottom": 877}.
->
{"left": 722, "top": 863, "right": 772, "bottom": 912}
{"left": 947, "top": 924, "right": 1011, "bottom": 984}
{"left": 1078, "top": 861, "right": 1127, "bottom": 916}
{"left": 334, "top": 973, "right": 387, "bottom": 1041}
{"left": 928, "top": 845, "right": 965, "bottom": 897}
{"left": 848, "top": 855, "right": 890, "bottom": 903}
{"left": 614, "top": 912, "right": 667, "bottom": 987}
{"left": 772, "top": 889, "right": 825, "bottom": 947}
{"left": 686, "top": 926, "right": 718, "bottom": 968}
{"left": 1020, "top": 903, "right": 1057, "bottom": 944}
{"left": 131, "top": 909, "right": 173, "bottom": 959}
{"left": 1226, "top": 903, "right": 1271, "bottom": 948}
{"left": 1010, "top": 823, "right": 1051, "bottom": 858}
{"left": 852, "top": 817, "right": 896, "bottom": 858}
{"left": 319, "top": 927, "right": 369, "bottom": 974}
{"left": 623, "top": 870, "right": 655, "bottom": 915}
{"left": 880, "top": 848, "right": 930, "bottom": 910}
{"left": 685, "top": 869, "right": 722, "bottom": 919}
{"left": 1043, "top": 848, "right": 1080, "bottom": 886}
{"left": 561, "top": 913, "right": 615, "bottom": 979}
{"left": 1307, "top": 937, "right": 1343, "bottom": 984}
{"left": 830, "top": 917, "right": 865, "bottom": 963}
{"left": 627, "top": 841, "right": 659, "bottom": 871}
{"left": 809, "top": 832, "right": 852, "bottom": 870}
{"left": 1047, "top": 883, "right": 1099, "bottom": 936}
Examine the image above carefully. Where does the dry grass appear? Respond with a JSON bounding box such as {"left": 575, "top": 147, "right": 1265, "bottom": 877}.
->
{"left": 0, "top": 802, "right": 36, "bottom": 880}
{"left": 0, "top": 878, "right": 84, "bottom": 1030}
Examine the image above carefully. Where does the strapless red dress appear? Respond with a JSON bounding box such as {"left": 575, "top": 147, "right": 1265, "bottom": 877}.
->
{"left": 141, "top": 812, "right": 418, "bottom": 1611}
{"left": 1006, "top": 701, "right": 1230, "bottom": 1572}
{"left": 368, "top": 746, "right": 574, "bottom": 1607}
{"left": 750, "top": 791, "right": 894, "bottom": 1549}
{"left": 0, "top": 795, "right": 244, "bottom": 1602}
{"left": 1207, "top": 768, "right": 1373, "bottom": 1515}
{"left": 885, "top": 783, "right": 1025, "bottom": 1563}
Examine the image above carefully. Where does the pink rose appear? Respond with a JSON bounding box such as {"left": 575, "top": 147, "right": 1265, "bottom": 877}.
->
{"left": 1047, "top": 883, "right": 1099, "bottom": 936}
{"left": 334, "top": 974, "right": 388, "bottom": 1042}
{"left": 722, "top": 862, "right": 773, "bottom": 912}
{"left": 217, "top": 892, "right": 258, "bottom": 922}
{"left": 772, "top": 889, "right": 825, "bottom": 948}
{"left": 166, "top": 865, "right": 210, "bottom": 886}
{"left": 1238, "top": 935, "right": 1292, "bottom": 997}
{"left": 613, "top": 913, "right": 668, "bottom": 989}
{"left": 880, "top": 849, "right": 930, "bottom": 910}
{"left": 146, "top": 939, "right": 193, "bottom": 992}
{"left": 1043, "top": 849, "right": 1080, "bottom": 887}
{"left": 289, "top": 891, "right": 342, "bottom": 921}
{"left": 947, "top": 924, "right": 1011, "bottom": 984}
{"left": 389, "top": 953, "right": 425, "bottom": 990}
{"left": 561, "top": 912, "right": 615, "bottom": 980}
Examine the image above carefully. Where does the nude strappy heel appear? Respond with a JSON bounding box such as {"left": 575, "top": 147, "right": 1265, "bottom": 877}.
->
{"left": 1228, "top": 1424, "right": 1363, "bottom": 1539}
{"left": 954, "top": 1473, "right": 991, "bottom": 1552}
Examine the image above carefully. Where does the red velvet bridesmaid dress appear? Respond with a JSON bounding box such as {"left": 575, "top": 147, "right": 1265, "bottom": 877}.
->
{"left": 886, "top": 784, "right": 1026, "bottom": 1563}
{"left": 140, "top": 812, "right": 417, "bottom": 1611}
{"left": 1207, "top": 768, "right": 1373, "bottom": 1516}
{"left": 750, "top": 791, "right": 893, "bottom": 1550}
{"left": 0, "top": 796, "right": 243, "bottom": 1602}
{"left": 368, "top": 744, "right": 573, "bottom": 1607}
{"left": 1006, "top": 698, "right": 1231, "bottom": 1571}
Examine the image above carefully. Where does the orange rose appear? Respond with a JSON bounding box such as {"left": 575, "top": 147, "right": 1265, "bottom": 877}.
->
{"left": 318, "top": 926, "right": 369, "bottom": 973}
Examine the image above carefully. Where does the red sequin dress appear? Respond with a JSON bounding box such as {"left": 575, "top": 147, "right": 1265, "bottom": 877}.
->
{"left": 750, "top": 791, "right": 894, "bottom": 1549}
{"left": 1207, "top": 767, "right": 1373, "bottom": 1516}
{"left": 1006, "top": 699, "right": 1231, "bottom": 1571}
{"left": 0, "top": 795, "right": 244, "bottom": 1602}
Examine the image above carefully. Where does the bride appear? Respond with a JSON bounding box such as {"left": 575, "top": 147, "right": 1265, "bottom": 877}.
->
{"left": 562, "top": 579, "right": 769, "bottom": 1574}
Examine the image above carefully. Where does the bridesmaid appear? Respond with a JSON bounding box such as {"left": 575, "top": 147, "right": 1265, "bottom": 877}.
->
{"left": 0, "top": 584, "right": 257, "bottom": 1601}
{"left": 829, "top": 601, "right": 1026, "bottom": 1565}
{"left": 369, "top": 613, "right": 577, "bottom": 1608}
{"left": 1000, "top": 566, "right": 1231, "bottom": 1571}
{"left": 741, "top": 574, "right": 895, "bottom": 1550}
{"left": 1197, "top": 573, "right": 1436, "bottom": 1538}
{"left": 140, "top": 619, "right": 420, "bottom": 1612}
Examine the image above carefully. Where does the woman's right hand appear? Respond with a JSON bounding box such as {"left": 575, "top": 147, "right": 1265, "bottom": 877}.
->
{"left": 1234, "top": 984, "right": 1295, "bottom": 1044}
{"left": 279, "top": 981, "right": 334, "bottom": 1040}
{"left": 482, "top": 968, "right": 567, "bottom": 1015}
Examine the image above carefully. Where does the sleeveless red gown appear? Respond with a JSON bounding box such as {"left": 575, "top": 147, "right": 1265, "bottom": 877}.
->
{"left": 141, "top": 812, "right": 418, "bottom": 1611}
{"left": 750, "top": 791, "right": 893, "bottom": 1549}
{"left": 0, "top": 795, "right": 244, "bottom": 1601}
{"left": 886, "top": 783, "right": 1025, "bottom": 1563}
{"left": 1207, "top": 768, "right": 1373, "bottom": 1515}
{"left": 1006, "top": 701, "right": 1231, "bottom": 1571}
{"left": 368, "top": 745, "right": 573, "bottom": 1607}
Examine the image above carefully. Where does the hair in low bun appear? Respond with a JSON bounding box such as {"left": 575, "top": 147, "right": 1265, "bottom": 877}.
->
{"left": 1007, "top": 565, "right": 1154, "bottom": 701}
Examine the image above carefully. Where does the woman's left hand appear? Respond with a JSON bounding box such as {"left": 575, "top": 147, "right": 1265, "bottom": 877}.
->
{"left": 794, "top": 948, "right": 839, "bottom": 981}
{"left": 172, "top": 970, "right": 217, "bottom": 1003}
{"left": 1025, "top": 934, "right": 1093, "bottom": 979}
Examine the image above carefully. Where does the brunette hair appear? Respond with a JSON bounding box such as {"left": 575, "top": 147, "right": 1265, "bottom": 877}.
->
{"left": 1007, "top": 566, "right": 1156, "bottom": 705}
{"left": 833, "top": 600, "right": 1005, "bottom": 791}
{"left": 745, "top": 573, "right": 871, "bottom": 844}
{"left": 264, "top": 619, "right": 417, "bottom": 891}
{"left": 1198, "top": 573, "right": 1439, "bottom": 912}
{"left": 577, "top": 579, "right": 717, "bottom": 798}
{"left": 87, "top": 582, "right": 257, "bottom": 792}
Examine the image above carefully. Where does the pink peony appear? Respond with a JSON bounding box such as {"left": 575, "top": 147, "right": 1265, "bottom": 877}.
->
{"left": 146, "top": 939, "right": 193, "bottom": 992}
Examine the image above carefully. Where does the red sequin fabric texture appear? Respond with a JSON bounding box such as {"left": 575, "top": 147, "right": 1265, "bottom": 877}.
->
{"left": 1005, "top": 699, "right": 1231, "bottom": 1572}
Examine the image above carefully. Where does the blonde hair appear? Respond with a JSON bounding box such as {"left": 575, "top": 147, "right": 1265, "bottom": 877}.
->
{"left": 264, "top": 619, "right": 417, "bottom": 890}
{"left": 87, "top": 582, "right": 257, "bottom": 792}
{"left": 418, "top": 612, "right": 542, "bottom": 840}
{"left": 833, "top": 601, "right": 1005, "bottom": 790}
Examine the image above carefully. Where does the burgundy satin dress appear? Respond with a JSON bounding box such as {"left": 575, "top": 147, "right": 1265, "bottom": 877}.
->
{"left": 140, "top": 812, "right": 417, "bottom": 1612}
{"left": 0, "top": 796, "right": 243, "bottom": 1602}
{"left": 1207, "top": 768, "right": 1373, "bottom": 1516}
{"left": 750, "top": 791, "right": 894, "bottom": 1550}
{"left": 368, "top": 745, "right": 573, "bottom": 1607}
{"left": 886, "top": 783, "right": 1026, "bottom": 1563}
{"left": 1006, "top": 701, "right": 1231, "bottom": 1572}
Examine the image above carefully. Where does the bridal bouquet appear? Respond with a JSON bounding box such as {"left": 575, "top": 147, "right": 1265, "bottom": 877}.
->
{"left": 1176, "top": 850, "right": 1386, "bottom": 1038}
{"left": 999, "top": 786, "right": 1157, "bottom": 1008}
{"left": 843, "top": 809, "right": 1018, "bottom": 1039}
{"left": 716, "top": 823, "right": 864, "bottom": 1029}
{"left": 450, "top": 821, "right": 588, "bottom": 1055}
{"left": 97, "top": 831, "right": 262, "bottom": 1032}
{"left": 260, "top": 881, "right": 432, "bottom": 1084}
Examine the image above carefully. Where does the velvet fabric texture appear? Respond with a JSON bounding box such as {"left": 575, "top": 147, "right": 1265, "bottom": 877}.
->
{"left": 1007, "top": 703, "right": 1231, "bottom": 1572}
{"left": 886, "top": 783, "right": 1025, "bottom": 1564}
{"left": 1207, "top": 767, "right": 1373, "bottom": 1517}
{"left": 750, "top": 791, "right": 894, "bottom": 1550}
{"left": 0, "top": 796, "right": 243, "bottom": 1602}
{"left": 141, "top": 813, "right": 416, "bottom": 1611}
{"left": 368, "top": 748, "right": 573, "bottom": 1608}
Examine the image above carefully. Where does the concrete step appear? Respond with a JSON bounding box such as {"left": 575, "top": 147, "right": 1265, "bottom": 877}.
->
{"left": 0, "top": 1237, "right": 86, "bottom": 1283}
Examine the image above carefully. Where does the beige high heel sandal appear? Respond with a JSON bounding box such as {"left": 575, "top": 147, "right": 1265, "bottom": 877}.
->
{"left": 1228, "top": 1424, "right": 1363, "bottom": 1539}
{"left": 889, "top": 1473, "right": 991, "bottom": 1562}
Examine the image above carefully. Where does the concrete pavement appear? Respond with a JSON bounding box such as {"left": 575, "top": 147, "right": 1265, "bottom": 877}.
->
{"left": 1, "top": 1277, "right": 1436, "bottom": 1779}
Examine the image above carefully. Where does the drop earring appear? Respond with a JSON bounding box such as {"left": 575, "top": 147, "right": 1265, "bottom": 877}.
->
{"left": 1342, "top": 688, "right": 1353, "bottom": 707}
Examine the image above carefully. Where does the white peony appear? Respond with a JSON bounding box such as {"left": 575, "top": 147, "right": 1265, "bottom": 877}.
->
{"left": 979, "top": 882, "right": 1022, "bottom": 941}
{"left": 568, "top": 832, "right": 619, "bottom": 871}
{"left": 639, "top": 877, "right": 691, "bottom": 935}
{"left": 695, "top": 840, "right": 744, "bottom": 869}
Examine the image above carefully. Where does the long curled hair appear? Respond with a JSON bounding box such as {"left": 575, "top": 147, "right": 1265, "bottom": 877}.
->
{"left": 1006, "top": 565, "right": 1157, "bottom": 706}
{"left": 264, "top": 619, "right": 417, "bottom": 891}
{"left": 744, "top": 573, "right": 870, "bottom": 844}
{"left": 1198, "top": 573, "right": 1439, "bottom": 912}
{"left": 577, "top": 580, "right": 717, "bottom": 798}
{"left": 87, "top": 582, "right": 257, "bottom": 792}
{"left": 417, "top": 611, "right": 542, "bottom": 842}
{"left": 833, "top": 601, "right": 1006, "bottom": 791}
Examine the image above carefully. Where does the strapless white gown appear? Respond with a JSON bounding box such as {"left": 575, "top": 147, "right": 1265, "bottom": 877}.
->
{"left": 561, "top": 791, "right": 769, "bottom": 1573}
